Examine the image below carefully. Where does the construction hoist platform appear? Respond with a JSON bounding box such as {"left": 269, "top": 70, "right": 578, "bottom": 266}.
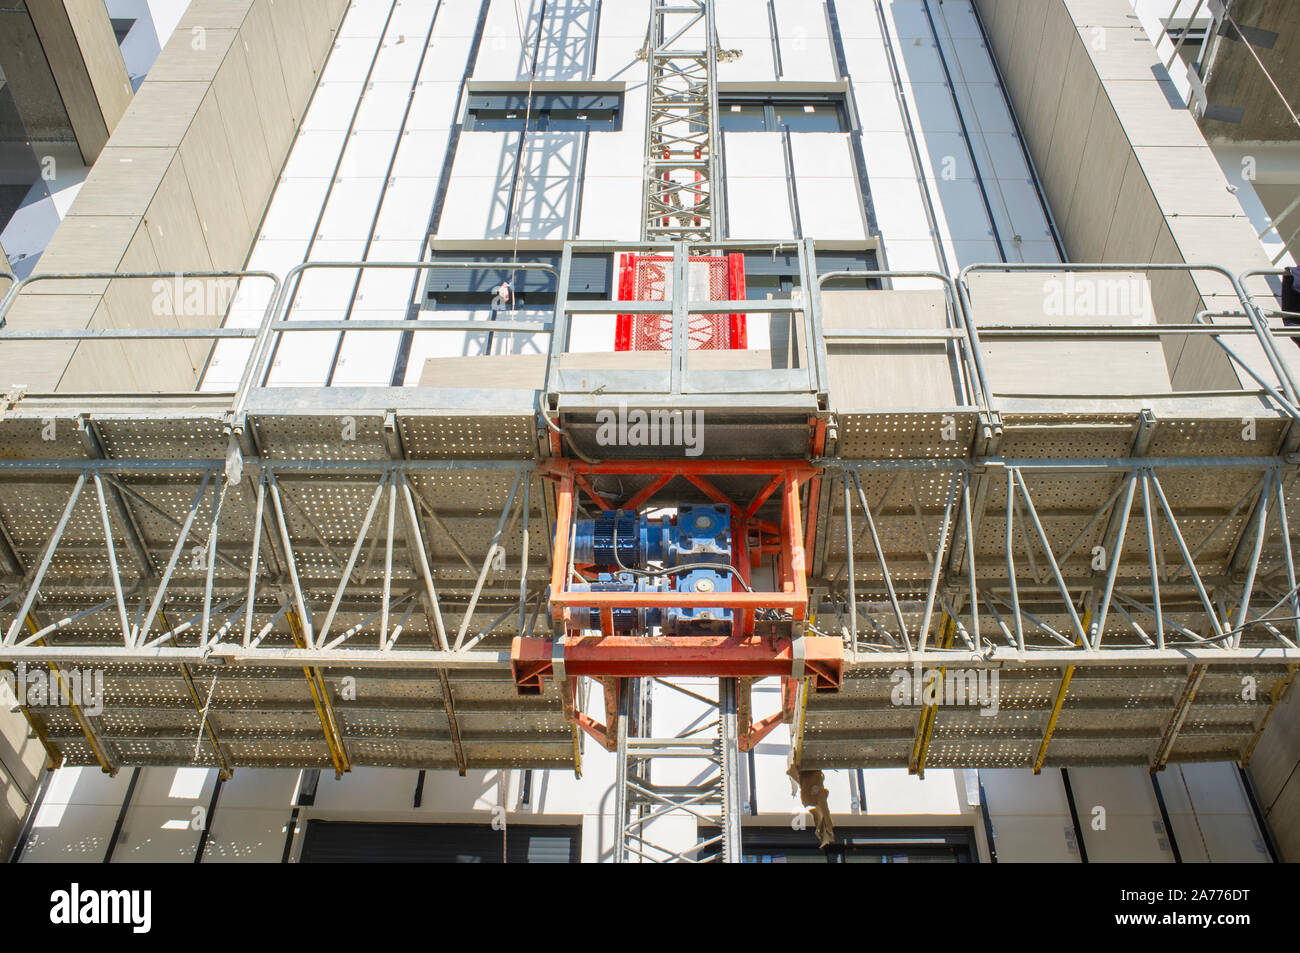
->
{"left": 518, "top": 0, "right": 783, "bottom": 861}
{"left": 510, "top": 459, "right": 841, "bottom": 862}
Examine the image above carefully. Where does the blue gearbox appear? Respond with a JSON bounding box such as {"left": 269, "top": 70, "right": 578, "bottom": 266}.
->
{"left": 567, "top": 505, "right": 735, "bottom": 636}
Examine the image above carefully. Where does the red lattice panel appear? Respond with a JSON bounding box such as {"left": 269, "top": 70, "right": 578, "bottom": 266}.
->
{"left": 615, "top": 254, "right": 747, "bottom": 351}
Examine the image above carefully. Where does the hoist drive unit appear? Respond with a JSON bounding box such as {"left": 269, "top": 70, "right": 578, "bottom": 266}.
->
{"left": 568, "top": 506, "right": 734, "bottom": 636}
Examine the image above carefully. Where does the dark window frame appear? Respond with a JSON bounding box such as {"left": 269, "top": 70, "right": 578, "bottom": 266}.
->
{"left": 300, "top": 820, "right": 581, "bottom": 863}
{"left": 422, "top": 251, "right": 615, "bottom": 312}
{"left": 719, "top": 94, "right": 850, "bottom": 133}
{"left": 698, "top": 825, "right": 978, "bottom": 863}
{"left": 465, "top": 92, "right": 624, "bottom": 132}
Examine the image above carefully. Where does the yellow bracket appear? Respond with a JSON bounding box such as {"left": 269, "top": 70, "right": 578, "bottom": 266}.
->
{"left": 24, "top": 615, "right": 113, "bottom": 774}
{"left": 1034, "top": 608, "right": 1091, "bottom": 774}
{"left": 909, "top": 615, "right": 955, "bottom": 778}
{"left": 287, "top": 611, "right": 351, "bottom": 778}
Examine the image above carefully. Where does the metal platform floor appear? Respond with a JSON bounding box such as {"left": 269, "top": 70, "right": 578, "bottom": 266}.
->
{"left": 0, "top": 388, "right": 1295, "bottom": 777}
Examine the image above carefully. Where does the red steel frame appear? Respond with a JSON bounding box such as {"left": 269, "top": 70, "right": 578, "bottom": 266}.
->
{"left": 511, "top": 460, "right": 843, "bottom": 733}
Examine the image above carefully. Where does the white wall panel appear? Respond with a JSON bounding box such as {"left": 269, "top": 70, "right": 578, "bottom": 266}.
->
{"left": 593, "top": 32, "right": 646, "bottom": 82}
{"left": 772, "top": 0, "right": 837, "bottom": 81}
{"left": 794, "top": 175, "right": 867, "bottom": 241}
{"left": 840, "top": 38, "right": 894, "bottom": 83}
{"left": 831, "top": 1, "right": 883, "bottom": 39}
{"left": 318, "top": 34, "right": 381, "bottom": 85}
{"left": 373, "top": 177, "right": 441, "bottom": 242}
{"left": 1158, "top": 763, "right": 1270, "bottom": 863}
{"left": 280, "top": 128, "right": 351, "bottom": 178}
{"left": 19, "top": 767, "right": 132, "bottom": 862}
{"left": 980, "top": 768, "right": 1080, "bottom": 862}
{"left": 407, "top": 80, "right": 460, "bottom": 130}
{"left": 852, "top": 82, "right": 907, "bottom": 132}
{"left": 886, "top": 0, "right": 938, "bottom": 40}
{"left": 437, "top": 0, "right": 491, "bottom": 36}
{"left": 577, "top": 177, "right": 640, "bottom": 240}
{"left": 724, "top": 131, "right": 788, "bottom": 178}
{"left": 1068, "top": 767, "right": 1170, "bottom": 863}
{"left": 112, "top": 767, "right": 216, "bottom": 863}
{"left": 392, "top": 130, "right": 454, "bottom": 178}
{"left": 340, "top": 0, "right": 397, "bottom": 38}
{"left": 715, "top": 5, "right": 778, "bottom": 86}
{"left": 306, "top": 81, "right": 369, "bottom": 130}
{"left": 728, "top": 177, "right": 796, "bottom": 239}
{"left": 474, "top": 0, "right": 601, "bottom": 83}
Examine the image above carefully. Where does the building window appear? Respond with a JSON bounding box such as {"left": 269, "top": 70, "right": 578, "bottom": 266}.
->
{"left": 1165, "top": 25, "right": 1210, "bottom": 69}
{"left": 719, "top": 96, "right": 849, "bottom": 133}
{"left": 421, "top": 252, "right": 614, "bottom": 312}
{"left": 111, "top": 18, "right": 137, "bottom": 44}
{"left": 300, "top": 821, "right": 580, "bottom": 863}
{"left": 465, "top": 92, "right": 623, "bottom": 132}
{"left": 698, "top": 827, "right": 977, "bottom": 863}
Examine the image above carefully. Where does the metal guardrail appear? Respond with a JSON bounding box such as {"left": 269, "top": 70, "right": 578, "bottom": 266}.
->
{"left": 814, "top": 266, "right": 987, "bottom": 414}
{"left": 543, "top": 239, "right": 826, "bottom": 404}
{"left": 1241, "top": 268, "right": 1299, "bottom": 326}
{"left": 959, "top": 262, "right": 1300, "bottom": 419}
{"left": 0, "top": 255, "right": 1298, "bottom": 426}
{"left": 0, "top": 270, "right": 281, "bottom": 334}
{"left": 231, "top": 259, "right": 562, "bottom": 417}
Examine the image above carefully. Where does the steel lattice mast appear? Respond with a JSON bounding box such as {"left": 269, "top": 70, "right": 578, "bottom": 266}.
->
{"left": 641, "top": 0, "right": 721, "bottom": 244}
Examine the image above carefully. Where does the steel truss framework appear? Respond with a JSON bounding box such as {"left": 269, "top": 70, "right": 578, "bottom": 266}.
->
{"left": 0, "top": 256, "right": 1298, "bottom": 778}
{"left": 614, "top": 677, "right": 741, "bottom": 863}
{"left": 640, "top": 0, "right": 720, "bottom": 243}
{"left": 805, "top": 454, "right": 1300, "bottom": 774}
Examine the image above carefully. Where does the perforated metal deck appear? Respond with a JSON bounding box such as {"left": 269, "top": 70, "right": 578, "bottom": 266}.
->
{"left": 3, "top": 250, "right": 1300, "bottom": 777}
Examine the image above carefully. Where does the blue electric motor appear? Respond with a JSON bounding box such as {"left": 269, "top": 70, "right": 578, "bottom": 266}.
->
{"left": 568, "top": 505, "right": 734, "bottom": 636}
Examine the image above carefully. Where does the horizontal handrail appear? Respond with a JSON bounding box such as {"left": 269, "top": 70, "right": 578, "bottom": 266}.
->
{"left": 956, "top": 262, "right": 1300, "bottom": 408}
{"left": 0, "top": 257, "right": 1296, "bottom": 424}
{"left": 1240, "top": 268, "right": 1298, "bottom": 321}
{"left": 0, "top": 269, "right": 281, "bottom": 329}
{"left": 817, "top": 268, "right": 988, "bottom": 413}
{"left": 232, "top": 259, "right": 562, "bottom": 418}
{"left": 959, "top": 262, "right": 1300, "bottom": 417}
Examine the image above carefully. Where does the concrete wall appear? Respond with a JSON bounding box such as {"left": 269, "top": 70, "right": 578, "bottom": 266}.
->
{"left": 974, "top": 0, "right": 1282, "bottom": 392}
{"left": 1246, "top": 675, "right": 1300, "bottom": 860}
{"left": 0, "top": 0, "right": 133, "bottom": 164}
{"left": 0, "top": 0, "right": 348, "bottom": 395}
{"left": 0, "top": 692, "right": 52, "bottom": 858}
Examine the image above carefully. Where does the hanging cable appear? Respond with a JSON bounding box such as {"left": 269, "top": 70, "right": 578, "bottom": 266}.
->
{"left": 507, "top": 1, "right": 545, "bottom": 296}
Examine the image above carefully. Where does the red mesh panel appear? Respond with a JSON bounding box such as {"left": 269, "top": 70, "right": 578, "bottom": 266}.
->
{"left": 615, "top": 254, "right": 747, "bottom": 351}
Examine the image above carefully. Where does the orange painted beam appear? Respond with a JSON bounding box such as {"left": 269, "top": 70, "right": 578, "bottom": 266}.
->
{"left": 511, "top": 635, "right": 843, "bottom": 692}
